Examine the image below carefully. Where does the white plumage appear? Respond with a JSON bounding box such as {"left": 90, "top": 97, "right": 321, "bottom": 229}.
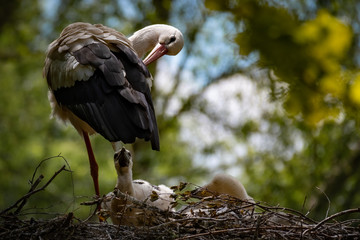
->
{"left": 183, "top": 173, "right": 255, "bottom": 218}
{"left": 102, "top": 147, "right": 174, "bottom": 225}
{"left": 197, "top": 173, "right": 254, "bottom": 203}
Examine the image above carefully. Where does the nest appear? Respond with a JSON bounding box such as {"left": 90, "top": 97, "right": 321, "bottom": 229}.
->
{"left": 1, "top": 164, "right": 359, "bottom": 239}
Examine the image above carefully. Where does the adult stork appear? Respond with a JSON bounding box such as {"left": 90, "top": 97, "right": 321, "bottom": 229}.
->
{"left": 43, "top": 22, "right": 184, "bottom": 199}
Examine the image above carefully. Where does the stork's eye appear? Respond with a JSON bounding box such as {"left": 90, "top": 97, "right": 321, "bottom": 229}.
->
{"left": 169, "top": 36, "right": 176, "bottom": 43}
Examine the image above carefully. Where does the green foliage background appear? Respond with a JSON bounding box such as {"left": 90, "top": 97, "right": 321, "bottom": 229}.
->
{"left": 1, "top": 0, "right": 360, "bottom": 221}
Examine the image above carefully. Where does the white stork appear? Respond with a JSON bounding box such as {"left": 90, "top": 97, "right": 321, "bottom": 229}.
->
{"left": 43, "top": 22, "right": 184, "bottom": 199}
{"left": 102, "top": 147, "right": 174, "bottom": 225}
{"left": 185, "top": 174, "right": 255, "bottom": 217}
{"left": 193, "top": 173, "right": 254, "bottom": 203}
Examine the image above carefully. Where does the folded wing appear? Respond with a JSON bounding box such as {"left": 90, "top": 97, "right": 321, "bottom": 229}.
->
{"left": 45, "top": 30, "right": 159, "bottom": 150}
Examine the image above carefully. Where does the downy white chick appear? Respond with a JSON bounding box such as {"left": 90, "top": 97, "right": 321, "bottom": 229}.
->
{"left": 102, "top": 147, "right": 174, "bottom": 225}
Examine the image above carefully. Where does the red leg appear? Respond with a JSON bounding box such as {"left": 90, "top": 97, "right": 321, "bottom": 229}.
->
{"left": 82, "top": 131, "right": 100, "bottom": 197}
{"left": 82, "top": 131, "right": 105, "bottom": 221}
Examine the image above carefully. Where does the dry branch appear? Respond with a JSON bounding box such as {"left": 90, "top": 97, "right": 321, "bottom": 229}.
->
{"left": 0, "top": 165, "right": 67, "bottom": 215}
{"left": 303, "top": 207, "right": 360, "bottom": 235}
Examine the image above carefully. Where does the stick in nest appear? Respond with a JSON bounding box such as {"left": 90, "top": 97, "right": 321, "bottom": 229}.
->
{"left": 0, "top": 158, "right": 70, "bottom": 216}
{"left": 302, "top": 207, "right": 360, "bottom": 235}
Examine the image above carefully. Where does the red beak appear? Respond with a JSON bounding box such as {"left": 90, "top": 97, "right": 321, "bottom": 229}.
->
{"left": 143, "top": 43, "right": 168, "bottom": 66}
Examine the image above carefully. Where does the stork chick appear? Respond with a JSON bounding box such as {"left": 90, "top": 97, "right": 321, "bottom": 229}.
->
{"left": 103, "top": 148, "right": 174, "bottom": 226}
{"left": 187, "top": 173, "right": 255, "bottom": 217}
{"left": 196, "top": 173, "right": 254, "bottom": 203}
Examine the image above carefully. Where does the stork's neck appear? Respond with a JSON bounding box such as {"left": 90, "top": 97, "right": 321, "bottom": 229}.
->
{"left": 129, "top": 25, "right": 164, "bottom": 58}
{"left": 116, "top": 170, "right": 134, "bottom": 196}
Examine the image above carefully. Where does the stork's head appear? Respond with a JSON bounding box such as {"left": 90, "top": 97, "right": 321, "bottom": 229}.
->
{"left": 114, "top": 147, "right": 133, "bottom": 175}
{"left": 143, "top": 25, "right": 184, "bottom": 65}
{"left": 129, "top": 24, "right": 184, "bottom": 65}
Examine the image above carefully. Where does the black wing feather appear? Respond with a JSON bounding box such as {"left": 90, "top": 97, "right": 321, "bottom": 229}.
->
{"left": 53, "top": 43, "right": 160, "bottom": 150}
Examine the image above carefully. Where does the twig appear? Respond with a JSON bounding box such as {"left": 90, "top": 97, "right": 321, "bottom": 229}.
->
{"left": 257, "top": 204, "right": 317, "bottom": 224}
{"left": 61, "top": 212, "right": 74, "bottom": 227}
{"left": 302, "top": 207, "right": 360, "bottom": 235}
{"left": 30, "top": 154, "right": 72, "bottom": 184}
{"left": 30, "top": 154, "right": 76, "bottom": 215}
{"left": 14, "top": 174, "right": 44, "bottom": 214}
{"left": 105, "top": 229, "right": 113, "bottom": 240}
{"left": 149, "top": 216, "right": 229, "bottom": 230}
{"left": 80, "top": 199, "right": 101, "bottom": 206}
{"left": 0, "top": 165, "right": 67, "bottom": 215}
{"left": 81, "top": 195, "right": 104, "bottom": 222}
{"left": 316, "top": 186, "right": 331, "bottom": 218}
{"left": 83, "top": 204, "right": 100, "bottom": 222}
{"left": 176, "top": 225, "right": 314, "bottom": 240}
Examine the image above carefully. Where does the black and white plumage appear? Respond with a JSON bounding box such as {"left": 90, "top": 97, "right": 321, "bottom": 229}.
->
{"left": 44, "top": 22, "right": 184, "bottom": 198}
{"left": 50, "top": 41, "right": 158, "bottom": 149}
